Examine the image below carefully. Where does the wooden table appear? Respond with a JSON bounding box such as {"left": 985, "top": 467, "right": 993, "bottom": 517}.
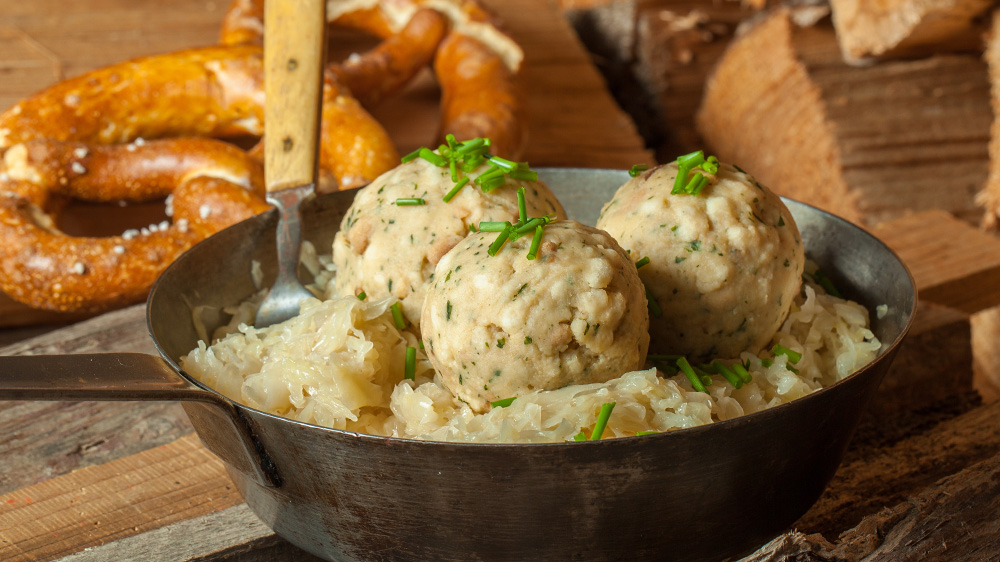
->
{"left": 3, "top": 1, "right": 1000, "bottom": 561}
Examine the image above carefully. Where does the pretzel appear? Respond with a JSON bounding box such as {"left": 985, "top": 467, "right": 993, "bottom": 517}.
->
{"left": 0, "top": 138, "right": 271, "bottom": 312}
{"left": 0, "top": 42, "right": 402, "bottom": 313}
{"left": 220, "top": 0, "right": 528, "bottom": 158}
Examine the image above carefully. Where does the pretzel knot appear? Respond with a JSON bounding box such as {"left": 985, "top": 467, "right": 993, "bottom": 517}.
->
{"left": 0, "top": 0, "right": 526, "bottom": 314}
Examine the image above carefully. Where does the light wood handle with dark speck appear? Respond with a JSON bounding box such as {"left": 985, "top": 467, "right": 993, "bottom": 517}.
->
{"left": 264, "top": 0, "right": 326, "bottom": 193}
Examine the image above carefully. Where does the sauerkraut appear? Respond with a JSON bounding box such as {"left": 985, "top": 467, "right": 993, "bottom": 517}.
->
{"left": 181, "top": 265, "right": 880, "bottom": 443}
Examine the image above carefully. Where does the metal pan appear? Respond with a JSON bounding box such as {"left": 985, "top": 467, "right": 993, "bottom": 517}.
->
{"left": 0, "top": 168, "right": 916, "bottom": 562}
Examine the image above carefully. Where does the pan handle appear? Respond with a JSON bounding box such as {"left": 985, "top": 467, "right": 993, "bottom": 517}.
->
{"left": 0, "top": 352, "right": 282, "bottom": 488}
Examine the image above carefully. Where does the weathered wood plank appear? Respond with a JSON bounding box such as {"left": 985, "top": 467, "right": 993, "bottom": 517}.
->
{"left": 58, "top": 506, "right": 321, "bottom": 562}
{"left": 0, "top": 434, "right": 243, "bottom": 562}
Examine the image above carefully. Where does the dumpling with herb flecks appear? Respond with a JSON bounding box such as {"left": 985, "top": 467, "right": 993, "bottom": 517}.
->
{"left": 596, "top": 158, "right": 804, "bottom": 360}
{"left": 331, "top": 148, "right": 564, "bottom": 332}
{"left": 420, "top": 220, "right": 649, "bottom": 413}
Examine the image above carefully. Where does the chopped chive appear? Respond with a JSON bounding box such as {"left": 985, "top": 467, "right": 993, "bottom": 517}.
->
{"left": 573, "top": 431, "right": 587, "bottom": 442}
{"left": 761, "top": 358, "right": 773, "bottom": 368}
{"left": 443, "top": 176, "right": 470, "bottom": 202}
{"left": 645, "top": 287, "right": 662, "bottom": 317}
{"left": 701, "top": 155, "right": 720, "bottom": 174}
{"left": 490, "top": 397, "right": 516, "bottom": 408}
{"left": 672, "top": 163, "right": 692, "bottom": 194}
{"left": 487, "top": 156, "right": 518, "bottom": 172}
{"left": 635, "top": 256, "right": 650, "bottom": 269}
{"left": 677, "top": 150, "right": 706, "bottom": 169}
{"left": 418, "top": 147, "right": 447, "bottom": 167}
{"left": 356, "top": 291, "right": 367, "bottom": 301}
{"left": 478, "top": 174, "right": 507, "bottom": 192}
{"left": 449, "top": 157, "right": 458, "bottom": 181}
{"left": 418, "top": 340, "right": 424, "bottom": 350}
{"left": 395, "top": 198, "right": 426, "bottom": 206}
{"left": 676, "top": 357, "right": 707, "bottom": 393}
{"left": 456, "top": 137, "right": 487, "bottom": 154}
{"left": 488, "top": 223, "right": 512, "bottom": 256}
{"left": 811, "top": 269, "right": 842, "bottom": 298}
{"left": 733, "top": 362, "right": 752, "bottom": 384}
{"left": 469, "top": 223, "right": 478, "bottom": 232}
{"left": 772, "top": 344, "right": 802, "bottom": 364}
{"left": 713, "top": 360, "right": 742, "bottom": 389}
{"left": 524, "top": 336, "right": 532, "bottom": 344}
{"left": 590, "top": 402, "right": 616, "bottom": 441}
{"left": 400, "top": 148, "right": 421, "bottom": 163}
{"left": 527, "top": 225, "right": 544, "bottom": 260}
{"left": 635, "top": 430, "right": 658, "bottom": 436}
{"left": 515, "top": 217, "right": 545, "bottom": 235}
{"left": 517, "top": 186, "right": 527, "bottom": 223}
{"left": 390, "top": 302, "right": 407, "bottom": 330}
{"left": 445, "top": 133, "right": 458, "bottom": 148}
{"left": 509, "top": 168, "right": 538, "bottom": 181}
{"left": 629, "top": 163, "right": 648, "bottom": 177}
{"left": 404, "top": 346, "right": 416, "bottom": 380}
{"left": 478, "top": 221, "right": 509, "bottom": 232}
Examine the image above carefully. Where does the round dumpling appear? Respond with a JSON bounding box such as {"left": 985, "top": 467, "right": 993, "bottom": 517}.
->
{"left": 420, "top": 220, "right": 649, "bottom": 412}
{"left": 596, "top": 161, "right": 804, "bottom": 359}
{"left": 332, "top": 155, "right": 565, "bottom": 330}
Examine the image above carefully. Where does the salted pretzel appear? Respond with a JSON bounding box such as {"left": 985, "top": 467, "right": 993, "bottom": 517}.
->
{"left": 0, "top": 0, "right": 527, "bottom": 314}
{"left": 220, "top": 0, "right": 528, "bottom": 158}
{"left": 0, "top": 43, "right": 399, "bottom": 313}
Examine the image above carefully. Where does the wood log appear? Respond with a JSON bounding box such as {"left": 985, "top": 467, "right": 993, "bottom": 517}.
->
{"left": 696, "top": 8, "right": 992, "bottom": 230}
{"left": 829, "top": 0, "right": 994, "bottom": 64}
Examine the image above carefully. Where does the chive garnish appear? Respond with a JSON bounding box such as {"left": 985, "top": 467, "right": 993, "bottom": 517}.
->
{"left": 488, "top": 223, "right": 512, "bottom": 256}
{"left": 443, "top": 176, "right": 470, "bottom": 202}
{"left": 732, "top": 362, "right": 752, "bottom": 384}
{"left": 645, "top": 287, "right": 662, "bottom": 317}
{"left": 635, "top": 256, "right": 650, "bottom": 269}
{"left": 629, "top": 163, "right": 648, "bottom": 177}
{"left": 772, "top": 344, "right": 802, "bottom": 364}
{"left": 400, "top": 148, "right": 421, "bottom": 163}
{"left": 573, "top": 431, "right": 587, "bottom": 442}
{"left": 357, "top": 291, "right": 367, "bottom": 301}
{"left": 676, "top": 357, "right": 707, "bottom": 393}
{"left": 395, "top": 198, "right": 426, "bottom": 206}
{"left": 490, "top": 397, "right": 516, "bottom": 408}
{"left": 590, "top": 402, "right": 616, "bottom": 441}
{"left": 713, "top": 360, "right": 742, "bottom": 389}
{"left": 671, "top": 150, "right": 719, "bottom": 196}
{"left": 390, "top": 302, "right": 407, "bottom": 330}
{"left": 635, "top": 430, "right": 658, "bottom": 436}
{"left": 526, "top": 225, "right": 544, "bottom": 260}
{"left": 404, "top": 346, "right": 416, "bottom": 380}
{"left": 517, "top": 186, "right": 527, "bottom": 223}
{"left": 478, "top": 221, "right": 509, "bottom": 232}
{"left": 509, "top": 168, "right": 538, "bottom": 181}
{"left": 418, "top": 147, "right": 447, "bottom": 167}
{"left": 810, "top": 269, "right": 842, "bottom": 298}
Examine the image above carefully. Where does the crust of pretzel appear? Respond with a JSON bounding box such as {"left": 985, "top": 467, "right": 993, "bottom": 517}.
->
{"left": 0, "top": 138, "right": 271, "bottom": 312}
{"left": 434, "top": 33, "right": 526, "bottom": 159}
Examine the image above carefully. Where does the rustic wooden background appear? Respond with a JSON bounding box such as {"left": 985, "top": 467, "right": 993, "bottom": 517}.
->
{"left": 4, "top": 0, "right": 1000, "bottom": 560}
